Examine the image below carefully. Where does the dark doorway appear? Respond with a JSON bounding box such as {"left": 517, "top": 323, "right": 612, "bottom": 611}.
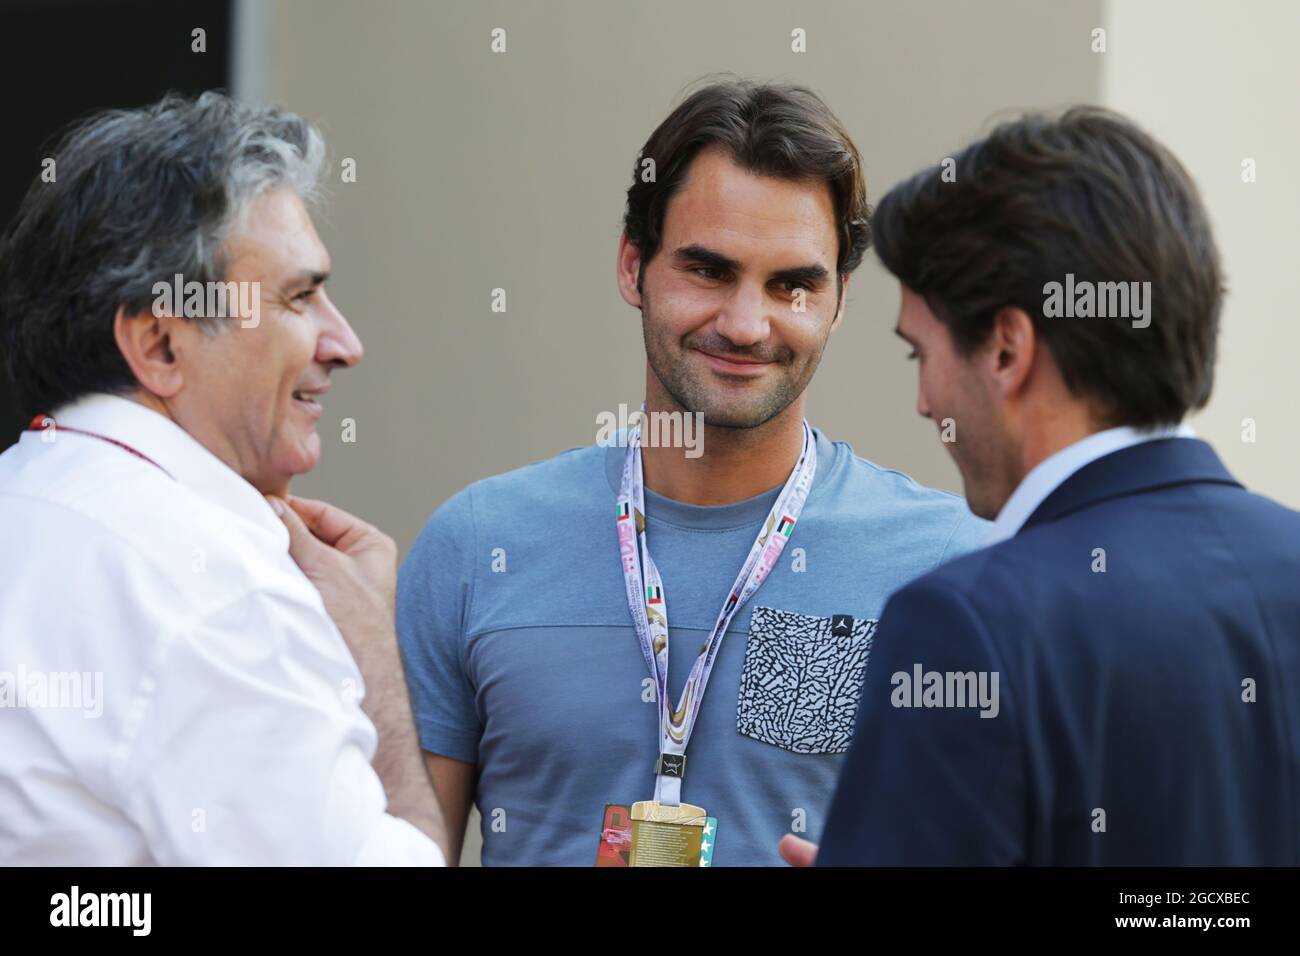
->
{"left": 0, "top": 0, "right": 233, "bottom": 448}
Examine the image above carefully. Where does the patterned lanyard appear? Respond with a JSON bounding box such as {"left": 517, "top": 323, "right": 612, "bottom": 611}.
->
{"left": 27, "top": 414, "right": 174, "bottom": 479}
{"left": 616, "top": 419, "right": 816, "bottom": 806}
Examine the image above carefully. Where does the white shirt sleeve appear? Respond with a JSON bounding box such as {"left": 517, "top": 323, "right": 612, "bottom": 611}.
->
{"left": 354, "top": 814, "right": 446, "bottom": 867}
{"left": 108, "top": 586, "right": 445, "bottom": 866}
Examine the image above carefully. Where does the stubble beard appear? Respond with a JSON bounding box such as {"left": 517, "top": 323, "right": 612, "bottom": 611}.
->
{"left": 640, "top": 290, "right": 825, "bottom": 430}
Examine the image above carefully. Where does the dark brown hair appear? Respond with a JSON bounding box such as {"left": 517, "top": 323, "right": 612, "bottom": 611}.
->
{"left": 623, "top": 78, "right": 871, "bottom": 294}
{"left": 872, "top": 106, "right": 1222, "bottom": 428}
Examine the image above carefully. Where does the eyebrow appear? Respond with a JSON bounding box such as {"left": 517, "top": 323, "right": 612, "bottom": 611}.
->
{"left": 770, "top": 263, "right": 831, "bottom": 287}
{"left": 672, "top": 244, "right": 741, "bottom": 273}
{"left": 893, "top": 326, "right": 913, "bottom": 343}
{"left": 672, "top": 244, "right": 831, "bottom": 285}
{"left": 285, "top": 268, "right": 331, "bottom": 289}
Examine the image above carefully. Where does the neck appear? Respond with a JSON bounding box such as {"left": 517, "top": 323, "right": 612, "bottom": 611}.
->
{"left": 1015, "top": 400, "right": 1108, "bottom": 484}
{"left": 127, "top": 389, "right": 289, "bottom": 496}
{"left": 639, "top": 396, "right": 807, "bottom": 506}
{"left": 129, "top": 388, "right": 172, "bottom": 421}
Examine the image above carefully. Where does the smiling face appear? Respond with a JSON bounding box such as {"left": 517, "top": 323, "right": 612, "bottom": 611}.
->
{"left": 169, "top": 186, "right": 362, "bottom": 495}
{"left": 618, "top": 147, "right": 846, "bottom": 429}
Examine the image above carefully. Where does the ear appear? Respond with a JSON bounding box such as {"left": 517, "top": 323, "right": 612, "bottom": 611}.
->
{"left": 829, "top": 273, "right": 850, "bottom": 333}
{"left": 113, "top": 305, "right": 187, "bottom": 400}
{"left": 616, "top": 233, "right": 644, "bottom": 309}
{"left": 987, "top": 306, "right": 1036, "bottom": 400}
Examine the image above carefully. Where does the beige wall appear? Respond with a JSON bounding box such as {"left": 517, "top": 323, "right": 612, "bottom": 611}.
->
{"left": 266, "top": 0, "right": 1106, "bottom": 555}
{"left": 1102, "top": 0, "right": 1300, "bottom": 507}
{"left": 261, "top": 0, "right": 1300, "bottom": 868}
{"left": 263, "top": 0, "right": 1104, "bottom": 865}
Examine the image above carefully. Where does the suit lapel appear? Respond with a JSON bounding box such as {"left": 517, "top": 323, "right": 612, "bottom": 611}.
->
{"left": 1021, "top": 438, "right": 1242, "bottom": 533}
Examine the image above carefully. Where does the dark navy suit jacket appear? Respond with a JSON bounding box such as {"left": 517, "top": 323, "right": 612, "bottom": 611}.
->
{"left": 818, "top": 438, "right": 1300, "bottom": 865}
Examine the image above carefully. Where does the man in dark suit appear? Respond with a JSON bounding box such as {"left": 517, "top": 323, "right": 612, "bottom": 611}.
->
{"left": 780, "top": 107, "right": 1300, "bottom": 865}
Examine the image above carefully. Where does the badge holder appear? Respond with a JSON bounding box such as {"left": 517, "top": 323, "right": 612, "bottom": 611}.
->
{"left": 628, "top": 800, "right": 709, "bottom": 867}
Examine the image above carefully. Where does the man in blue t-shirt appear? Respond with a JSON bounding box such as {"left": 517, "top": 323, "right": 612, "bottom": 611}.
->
{"left": 397, "top": 79, "right": 987, "bottom": 866}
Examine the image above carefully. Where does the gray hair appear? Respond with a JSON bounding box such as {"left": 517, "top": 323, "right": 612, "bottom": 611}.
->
{"left": 0, "top": 91, "right": 326, "bottom": 417}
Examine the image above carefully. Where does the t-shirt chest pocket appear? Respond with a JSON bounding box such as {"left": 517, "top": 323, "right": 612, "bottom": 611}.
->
{"left": 736, "top": 606, "right": 877, "bottom": 754}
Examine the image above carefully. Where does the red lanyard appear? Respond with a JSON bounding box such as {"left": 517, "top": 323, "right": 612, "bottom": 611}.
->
{"left": 27, "top": 413, "right": 174, "bottom": 479}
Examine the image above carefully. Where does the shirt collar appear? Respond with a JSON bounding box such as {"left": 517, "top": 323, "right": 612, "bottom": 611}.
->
{"left": 601, "top": 424, "right": 838, "bottom": 531}
{"left": 986, "top": 422, "right": 1198, "bottom": 545}
{"left": 47, "top": 392, "right": 289, "bottom": 546}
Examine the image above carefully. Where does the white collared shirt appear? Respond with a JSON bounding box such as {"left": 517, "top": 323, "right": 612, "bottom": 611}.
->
{"left": 985, "top": 423, "right": 1198, "bottom": 545}
{"left": 0, "top": 393, "right": 443, "bottom": 866}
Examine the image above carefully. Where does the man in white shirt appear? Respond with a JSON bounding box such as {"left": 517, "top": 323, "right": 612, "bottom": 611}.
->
{"left": 0, "top": 92, "right": 446, "bottom": 865}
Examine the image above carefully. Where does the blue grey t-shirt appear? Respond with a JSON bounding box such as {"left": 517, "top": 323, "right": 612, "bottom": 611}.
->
{"left": 397, "top": 428, "right": 988, "bottom": 866}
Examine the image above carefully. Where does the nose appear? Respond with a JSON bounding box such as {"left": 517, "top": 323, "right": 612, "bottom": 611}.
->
{"left": 315, "top": 291, "right": 364, "bottom": 368}
{"left": 916, "top": 385, "right": 931, "bottom": 421}
{"left": 712, "top": 281, "right": 770, "bottom": 348}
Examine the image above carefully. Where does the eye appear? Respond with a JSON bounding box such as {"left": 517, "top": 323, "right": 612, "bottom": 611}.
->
{"left": 294, "top": 288, "right": 317, "bottom": 302}
{"left": 692, "top": 266, "right": 726, "bottom": 281}
{"left": 906, "top": 350, "right": 918, "bottom": 361}
{"left": 778, "top": 280, "right": 812, "bottom": 295}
